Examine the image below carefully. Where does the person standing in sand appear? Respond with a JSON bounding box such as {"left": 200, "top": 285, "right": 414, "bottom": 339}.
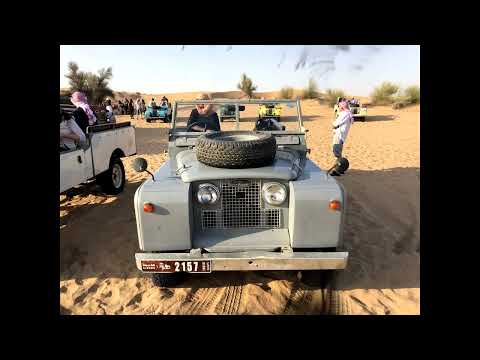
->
{"left": 141, "top": 98, "right": 146, "bottom": 117}
{"left": 105, "top": 99, "right": 116, "bottom": 123}
{"left": 135, "top": 98, "right": 141, "bottom": 119}
{"left": 128, "top": 99, "right": 134, "bottom": 119}
{"left": 332, "top": 100, "right": 353, "bottom": 159}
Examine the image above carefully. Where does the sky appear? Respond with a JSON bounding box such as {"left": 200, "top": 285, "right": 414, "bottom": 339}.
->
{"left": 60, "top": 45, "right": 420, "bottom": 96}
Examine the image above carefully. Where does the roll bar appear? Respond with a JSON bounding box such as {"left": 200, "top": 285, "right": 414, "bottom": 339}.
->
{"left": 171, "top": 98, "right": 304, "bottom": 130}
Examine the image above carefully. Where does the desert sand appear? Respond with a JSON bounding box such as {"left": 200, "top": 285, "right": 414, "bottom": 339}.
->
{"left": 60, "top": 94, "right": 420, "bottom": 315}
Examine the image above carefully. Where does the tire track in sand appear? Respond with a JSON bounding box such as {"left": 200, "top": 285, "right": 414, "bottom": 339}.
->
{"left": 216, "top": 285, "right": 244, "bottom": 315}
{"left": 184, "top": 287, "right": 223, "bottom": 315}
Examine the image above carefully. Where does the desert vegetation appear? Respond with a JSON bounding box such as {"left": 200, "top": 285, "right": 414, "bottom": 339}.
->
{"left": 302, "top": 78, "right": 319, "bottom": 99}
{"left": 280, "top": 87, "right": 294, "bottom": 99}
{"left": 237, "top": 73, "right": 257, "bottom": 98}
{"left": 65, "top": 62, "right": 114, "bottom": 105}
{"left": 370, "top": 82, "right": 400, "bottom": 105}
{"left": 325, "top": 89, "right": 347, "bottom": 106}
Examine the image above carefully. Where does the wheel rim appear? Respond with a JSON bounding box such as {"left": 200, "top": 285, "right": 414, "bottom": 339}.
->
{"left": 112, "top": 164, "right": 123, "bottom": 188}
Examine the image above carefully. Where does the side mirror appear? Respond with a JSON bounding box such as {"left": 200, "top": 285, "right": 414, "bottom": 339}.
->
{"left": 132, "top": 157, "right": 155, "bottom": 181}
{"left": 133, "top": 157, "right": 148, "bottom": 172}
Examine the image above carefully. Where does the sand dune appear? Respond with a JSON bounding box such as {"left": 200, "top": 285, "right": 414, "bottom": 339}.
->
{"left": 60, "top": 100, "right": 420, "bottom": 315}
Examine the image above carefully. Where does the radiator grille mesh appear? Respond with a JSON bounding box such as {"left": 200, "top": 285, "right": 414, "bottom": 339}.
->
{"left": 201, "top": 180, "right": 281, "bottom": 230}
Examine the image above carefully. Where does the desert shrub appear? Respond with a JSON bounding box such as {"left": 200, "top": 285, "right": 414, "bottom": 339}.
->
{"left": 325, "top": 89, "right": 347, "bottom": 107}
{"left": 391, "top": 85, "right": 420, "bottom": 109}
{"left": 370, "top": 82, "right": 400, "bottom": 105}
{"left": 237, "top": 73, "right": 257, "bottom": 98}
{"left": 403, "top": 85, "right": 420, "bottom": 104}
{"left": 302, "top": 78, "right": 319, "bottom": 99}
{"left": 280, "top": 87, "right": 294, "bottom": 99}
{"left": 392, "top": 101, "right": 408, "bottom": 109}
{"left": 65, "top": 61, "right": 114, "bottom": 105}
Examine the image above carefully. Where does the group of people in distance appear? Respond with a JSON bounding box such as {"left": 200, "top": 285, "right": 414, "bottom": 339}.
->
{"left": 117, "top": 98, "right": 146, "bottom": 119}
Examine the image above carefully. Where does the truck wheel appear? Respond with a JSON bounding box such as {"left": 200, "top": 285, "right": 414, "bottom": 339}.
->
{"left": 196, "top": 131, "right": 277, "bottom": 169}
{"left": 324, "top": 289, "right": 351, "bottom": 315}
{"left": 146, "top": 118, "right": 151, "bottom": 123}
{"left": 98, "top": 157, "right": 125, "bottom": 195}
{"left": 152, "top": 272, "right": 185, "bottom": 287}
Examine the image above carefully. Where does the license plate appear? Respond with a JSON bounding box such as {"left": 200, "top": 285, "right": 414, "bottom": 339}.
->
{"left": 141, "top": 260, "right": 212, "bottom": 273}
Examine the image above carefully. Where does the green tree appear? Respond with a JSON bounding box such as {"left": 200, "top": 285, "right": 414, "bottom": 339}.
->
{"left": 237, "top": 73, "right": 257, "bottom": 98}
{"left": 370, "top": 81, "right": 400, "bottom": 105}
{"left": 65, "top": 62, "right": 114, "bottom": 105}
{"left": 403, "top": 85, "right": 420, "bottom": 104}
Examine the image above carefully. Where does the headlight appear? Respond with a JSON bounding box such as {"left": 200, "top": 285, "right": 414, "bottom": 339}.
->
{"left": 197, "top": 183, "right": 219, "bottom": 205}
{"left": 262, "top": 182, "right": 287, "bottom": 206}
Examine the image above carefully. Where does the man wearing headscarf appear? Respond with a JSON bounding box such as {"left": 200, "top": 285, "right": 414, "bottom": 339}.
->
{"left": 70, "top": 91, "right": 97, "bottom": 127}
{"left": 332, "top": 100, "right": 353, "bottom": 159}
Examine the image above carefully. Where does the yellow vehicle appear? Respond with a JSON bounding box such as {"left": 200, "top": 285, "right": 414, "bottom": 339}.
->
{"left": 258, "top": 103, "right": 282, "bottom": 120}
{"left": 334, "top": 97, "right": 367, "bottom": 122}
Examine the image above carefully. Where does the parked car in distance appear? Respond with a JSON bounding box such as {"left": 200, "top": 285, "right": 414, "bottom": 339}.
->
{"left": 145, "top": 103, "right": 172, "bottom": 123}
{"left": 218, "top": 103, "right": 245, "bottom": 122}
{"left": 258, "top": 103, "right": 282, "bottom": 120}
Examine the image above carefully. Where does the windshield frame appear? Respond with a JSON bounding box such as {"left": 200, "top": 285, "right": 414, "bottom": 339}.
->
{"left": 171, "top": 99, "right": 304, "bottom": 133}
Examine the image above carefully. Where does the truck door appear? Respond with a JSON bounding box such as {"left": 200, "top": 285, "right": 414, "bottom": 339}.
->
{"left": 60, "top": 149, "right": 86, "bottom": 193}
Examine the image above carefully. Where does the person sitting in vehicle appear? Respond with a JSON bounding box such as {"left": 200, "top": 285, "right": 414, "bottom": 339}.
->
{"left": 161, "top": 96, "right": 169, "bottom": 106}
{"left": 70, "top": 91, "right": 97, "bottom": 133}
{"left": 60, "top": 108, "right": 87, "bottom": 151}
{"left": 150, "top": 98, "right": 157, "bottom": 108}
{"left": 187, "top": 93, "right": 220, "bottom": 132}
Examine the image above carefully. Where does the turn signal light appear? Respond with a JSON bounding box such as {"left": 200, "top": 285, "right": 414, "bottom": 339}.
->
{"left": 143, "top": 203, "right": 155, "bottom": 213}
{"left": 329, "top": 200, "right": 341, "bottom": 211}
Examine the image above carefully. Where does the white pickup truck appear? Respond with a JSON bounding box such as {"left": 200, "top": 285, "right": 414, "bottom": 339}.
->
{"left": 60, "top": 120, "right": 136, "bottom": 195}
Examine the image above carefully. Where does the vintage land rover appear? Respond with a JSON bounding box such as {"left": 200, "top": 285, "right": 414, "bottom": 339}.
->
{"left": 132, "top": 99, "right": 348, "bottom": 287}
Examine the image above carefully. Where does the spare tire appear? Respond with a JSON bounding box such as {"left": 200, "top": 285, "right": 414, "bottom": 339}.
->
{"left": 196, "top": 131, "right": 277, "bottom": 169}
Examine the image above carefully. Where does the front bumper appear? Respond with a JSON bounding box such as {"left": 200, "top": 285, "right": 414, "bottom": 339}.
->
{"left": 135, "top": 250, "right": 348, "bottom": 272}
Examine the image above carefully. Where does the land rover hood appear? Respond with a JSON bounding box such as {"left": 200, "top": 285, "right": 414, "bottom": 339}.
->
{"left": 175, "top": 149, "right": 302, "bottom": 183}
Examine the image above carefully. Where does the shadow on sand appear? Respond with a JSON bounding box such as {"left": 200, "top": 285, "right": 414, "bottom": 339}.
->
{"left": 133, "top": 127, "right": 169, "bottom": 155}
{"left": 363, "top": 115, "right": 397, "bottom": 122}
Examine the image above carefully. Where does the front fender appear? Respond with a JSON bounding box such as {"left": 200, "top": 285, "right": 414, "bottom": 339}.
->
{"left": 288, "top": 160, "right": 345, "bottom": 248}
{"left": 134, "top": 162, "right": 192, "bottom": 251}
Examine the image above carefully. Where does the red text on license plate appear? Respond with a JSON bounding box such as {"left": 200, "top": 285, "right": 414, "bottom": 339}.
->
{"left": 141, "top": 260, "right": 212, "bottom": 273}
